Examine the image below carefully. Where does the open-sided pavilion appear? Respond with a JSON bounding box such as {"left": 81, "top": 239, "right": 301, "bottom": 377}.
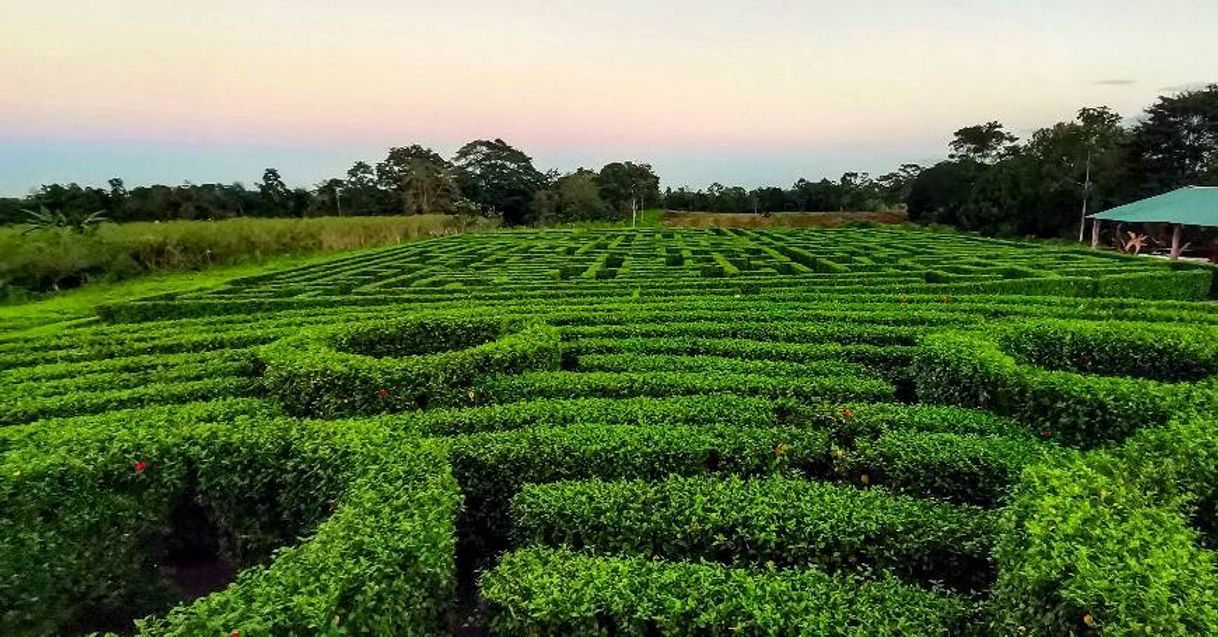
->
{"left": 1089, "top": 186, "right": 1218, "bottom": 260}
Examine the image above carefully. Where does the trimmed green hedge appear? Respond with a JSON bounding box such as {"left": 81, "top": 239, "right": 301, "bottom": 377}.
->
{"left": 482, "top": 547, "right": 972, "bottom": 636}
{"left": 991, "top": 450, "right": 1218, "bottom": 636}
{"left": 475, "top": 370, "right": 894, "bottom": 403}
{"left": 389, "top": 395, "right": 788, "bottom": 436}
{"left": 0, "top": 418, "right": 459, "bottom": 636}
{"left": 449, "top": 424, "right": 829, "bottom": 552}
{"left": 913, "top": 323, "right": 1218, "bottom": 447}
{"left": 511, "top": 475, "right": 995, "bottom": 592}
{"left": 997, "top": 320, "right": 1218, "bottom": 382}
{"left": 0, "top": 376, "right": 259, "bottom": 426}
{"left": 260, "top": 312, "right": 560, "bottom": 418}
{"left": 841, "top": 431, "right": 1059, "bottom": 506}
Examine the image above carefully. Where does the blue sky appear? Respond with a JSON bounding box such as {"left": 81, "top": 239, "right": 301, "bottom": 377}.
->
{"left": 2, "top": 0, "right": 1215, "bottom": 195}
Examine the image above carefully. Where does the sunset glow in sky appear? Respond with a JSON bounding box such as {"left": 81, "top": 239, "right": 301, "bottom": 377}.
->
{"left": 2, "top": 0, "right": 1216, "bottom": 194}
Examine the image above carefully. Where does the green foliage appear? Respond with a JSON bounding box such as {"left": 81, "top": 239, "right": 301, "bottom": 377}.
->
{"left": 0, "top": 418, "right": 459, "bottom": 636}
{"left": 511, "top": 475, "right": 996, "bottom": 592}
{"left": 992, "top": 451, "right": 1218, "bottom": 636}
{"left": 482, "top": 547, "right": 972, "bottom": 636}
{"left": 260, "top": 313, "right": 561, "bottom": 417}
{"left": 450, "top": 423, "right": 828, "bottom": 552}
{"left": 913, "top": 324, "right": 1218, "bottom": 447}
{"left": 0, "top": 214, "right": 476, "bottom": 299}
{"left": 842, "top": 431, "right": 1060, "bottom": 506}
{"left": 5, "top": 226, "right": 1218, "bottom": 634}
{"left": 998, "top": 320, "right": 1218, "bottom": 382}
{"left": 21, "top": 205, "right": 109, "bottom": 235}
{"left": 475, "top": 370, "right": 893, "bottom": 403}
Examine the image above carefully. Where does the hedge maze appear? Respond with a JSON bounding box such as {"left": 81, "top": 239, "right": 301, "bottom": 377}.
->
{"left": 3, "top": 227, "right": 1218, "bottom": 635}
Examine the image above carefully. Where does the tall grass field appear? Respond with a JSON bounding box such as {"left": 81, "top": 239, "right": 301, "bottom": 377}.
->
{"left": 0, "top": 214, "right": 486, "bottom": 300}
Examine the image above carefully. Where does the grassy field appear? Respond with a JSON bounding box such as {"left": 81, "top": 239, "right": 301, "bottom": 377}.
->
{"left": 3, "top": 226, "right": 1218, "bottom": 635}
{"left": 0, "top": 214, "right": 489, "bottom": 302}
{"left": 662, "top": 209, "right": 907, "bottom": 227}
{"left": 0, "top": 249, "right": 404, "bottom": 335}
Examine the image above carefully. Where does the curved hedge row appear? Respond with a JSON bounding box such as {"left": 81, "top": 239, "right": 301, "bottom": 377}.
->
{"left": 0, "top": 417, "right": 460, "bottom": 636}
{"left": 260, "top": 312, "right": 560, "bottom": 418}
{"left": 913, "top": 321, "right": 1218, "bottom": 447}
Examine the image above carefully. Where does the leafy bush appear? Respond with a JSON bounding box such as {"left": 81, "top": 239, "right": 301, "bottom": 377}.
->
{"left": 475, "top": 370, "right": 893, "bottom": 403}
{"left": 260, "top": 312, "right": 560, "bottom": 417}
{"left": 511, "top": 475, "right": 995, "bottom": 591}
{"left": 997, "top": 320, "right": 1218, "bottom": 382}
{"left": 449, "top": 424, "right": 829, "bottom": 552}
{"left": 482, "top": 547, "right": 972, "bottom": 636}
{"left": 391, "top": 394, "right": 784, "bottom": 436}
{"left": 913, "top": 328, "right": 1218, "bottom": 447}
{"left": 991, "top": 452, "right": 1218, "bottom": 636}
{"left": 0, "top": 418, "right": 460, "bottom": 636}
{"left": 841, "top": 431, "right": 1060, "bottom": 506}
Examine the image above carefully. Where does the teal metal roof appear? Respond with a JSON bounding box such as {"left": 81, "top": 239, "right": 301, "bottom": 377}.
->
{"left": 1090, "top": 186, "right": 1218, "bottom": 226}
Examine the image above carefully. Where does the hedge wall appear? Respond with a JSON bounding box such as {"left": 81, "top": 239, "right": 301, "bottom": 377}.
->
{"left": 511, "top": 475, "right": 995, "bottom": 592}
{"left": 0, "top": 418, "right": 460, "bottom": 636}
{"left": 913, "top": 321, "right": 1218, "bottom": 447}
{"left": 482, "top": 548, "right": 972, "bottom": 636}
{"left": 260, "top": 312, "right": 560, "bottom": 418}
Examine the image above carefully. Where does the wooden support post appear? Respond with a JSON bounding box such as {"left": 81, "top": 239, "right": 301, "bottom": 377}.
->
{"left": 1170, "top": 223, "right": 1183, "bottom": 260}
{"left": 1090, "top": 219, "right": 1101, "bottom": 249}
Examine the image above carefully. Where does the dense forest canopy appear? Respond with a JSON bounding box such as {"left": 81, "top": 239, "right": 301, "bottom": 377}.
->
{"left": 2, "top": 85, "right": 1215, "bottom": 239}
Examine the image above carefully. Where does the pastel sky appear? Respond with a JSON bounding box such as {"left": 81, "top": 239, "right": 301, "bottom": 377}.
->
{"left": 2, "top": 0, "right": 1216, "bottom": 195}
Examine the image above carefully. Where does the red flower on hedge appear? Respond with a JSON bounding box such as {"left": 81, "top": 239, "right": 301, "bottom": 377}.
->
{"left": 377, "top": 387, "right": 389, "bottom": 398}
{"left": 1040, "top": 430, "right": 1053, "bottom": 439}
{"left": 134, "top": 460, "right": 148, "bottom": 473}
{"left": 841, "top": 407, "right": 854, "bottom": 421}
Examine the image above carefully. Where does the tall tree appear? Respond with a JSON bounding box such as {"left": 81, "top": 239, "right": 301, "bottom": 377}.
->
{"left": 344, "top": 161, "right": 388, "bottom": 214}
{"left": 876, "top": 164, "right": 924, "bottom": 204}
{"left": 376, "top": 145, "right": 461, "bottom": 214}
{"left": 948, "top": 122, "right": 1018, "bottom": 163}
{"left": 598, "top": 162, "right": 660, "bottom": 222}
{"left": 555, "top": 169, "right": 609, "bottom": 221}
{"left": 1128, "top": 84, "right": 1218, "bottom": 196}
{"left": 452, "top": 139, "right": 544, "bottom": 225}
{"left": 258, "top": 168, "right": 291, "bottom": 215}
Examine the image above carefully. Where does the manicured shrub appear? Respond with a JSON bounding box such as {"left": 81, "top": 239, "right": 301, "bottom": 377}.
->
{"left": 511, "top": 475, "right": 995, "bottom": 591}
{"left": 913, "top": 328, "right": 1218, "bottom": 447}
{"left": 1095, "top": 269, "right": 1213, "bottom": 301}
{"left": 0, "top": 376, "right": 259, "bottom": 426}
{"left": 573, "top": 353, "right": 867, "bottom": 377}
{"left": 260, "top": 312, "right": 560, "bottom": 417}
{"left": 997, "top": 320, "right": 1218, "bottom": 382}
{"left": 475, "top": 370, "right": 893, "bottom": 403}
{"left": 841, "top": 431, "right": 1060, "bottom": 506}
{"left": 387, "top": 395, "right": 788, "bottom": 436}
{"left": 450, "top": 424, "right": 829, "bottom": 552}
{"left": 482, "top": 547, "right": 972, "bottom": 636}
{"left": 0, "top": 419, "right": 460, "bottom": 636}
{"left": 791, "top": 401, "right": 1029, "bottom": 443}
{"left": 991, "top": 452, "right": 1218, "bottom": 636}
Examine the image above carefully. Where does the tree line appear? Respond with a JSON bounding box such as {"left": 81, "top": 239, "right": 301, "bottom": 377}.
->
{"left": 0, "top": 141, "right": 663, "bottom": 228}
{"left": 2, "top": 84, "right": 1214, "bottom": 239}
{"left": 907, "top": 84, "right": 1218, "bottom": 238}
